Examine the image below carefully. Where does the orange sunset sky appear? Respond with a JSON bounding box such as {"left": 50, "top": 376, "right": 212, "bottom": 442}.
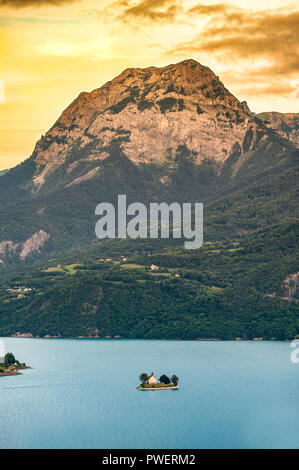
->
{"left": 0, "top": 0, "right": 298, "bottom": 170}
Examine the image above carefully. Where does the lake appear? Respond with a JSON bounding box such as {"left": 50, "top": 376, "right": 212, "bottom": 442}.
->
{"left": 0, "top": 338, "right": 298, "bottom": 449}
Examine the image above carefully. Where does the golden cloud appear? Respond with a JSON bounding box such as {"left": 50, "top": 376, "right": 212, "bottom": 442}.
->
{"left": 98, "top": 0, "right": 181, "bottom": 23}
{"left": 169, "top": 7, "right": 299, "bottom": 80}
{"left": 188, "top": 2, "right": 227, "bottom": 15}
{"left": 125, "top": 0, "right": 180, "bottom": 20}
{"left": 1, "top": 0, "right": 80, "bottom": 7}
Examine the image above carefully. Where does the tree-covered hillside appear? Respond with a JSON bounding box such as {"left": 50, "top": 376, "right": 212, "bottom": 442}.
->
{"left": 0, "top": 222, "right": 298, "bottom": 339}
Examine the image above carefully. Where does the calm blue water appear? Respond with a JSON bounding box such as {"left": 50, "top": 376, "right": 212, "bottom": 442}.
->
{"left": 0, "top": 338, "right": 298, "bottom": 449}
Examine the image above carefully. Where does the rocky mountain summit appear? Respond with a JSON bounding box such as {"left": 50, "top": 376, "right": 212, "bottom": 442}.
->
{"left": 31, "top": 59, "right": 280, "bottom": 189}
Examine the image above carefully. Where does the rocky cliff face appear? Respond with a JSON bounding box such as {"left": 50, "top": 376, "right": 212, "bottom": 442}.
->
{"left": 257, "top": 112, "right": 299, "bottom": 147}
{"left": 31, "top": 59, "right": 270, "bottom": 188}
{"left": 0, "top": 230, "right": 50, "bottom": 264}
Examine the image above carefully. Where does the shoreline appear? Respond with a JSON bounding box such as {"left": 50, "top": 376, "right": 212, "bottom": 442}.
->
{"left": 0, "top": 365, "right": 31, "bottom": 378}
{"left": 1, "top": 335, "right": 298, "bottom": 342}
{"left": 137, "top": 385, "right": 179, "bottom": 390}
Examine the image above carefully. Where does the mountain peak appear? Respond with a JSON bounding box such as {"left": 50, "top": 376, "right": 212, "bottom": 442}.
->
{"left": 31, "top": 59, "right": 259, "bottom": 187}
{"left": 108, "top": 58, "right": 231, "bottom": 104}
{"left": 80, "top": 58, "right": 244, "bottom": 119}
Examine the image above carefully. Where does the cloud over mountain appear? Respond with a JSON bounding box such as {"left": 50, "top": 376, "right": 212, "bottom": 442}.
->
{"left": 1, "top": 0, "right": 80, "bottom": 7}
{"left": 122, "top": 0, "right": 180, "bottom": 21}
{"left": 171, "top": 7, "right": 299, "bottom": 80}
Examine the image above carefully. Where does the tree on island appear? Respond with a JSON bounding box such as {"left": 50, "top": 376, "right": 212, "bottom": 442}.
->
{"left": 159, "top": 374, "right": 170, "bottom": 384}
{"left": 139, "top": 373, "right": 149, "bottom": 385}
{"left": 4, "top": 353, "right": 16, "bottom": 366}
{"left": 171, "top": 374, "right": 179, "bottom": 386}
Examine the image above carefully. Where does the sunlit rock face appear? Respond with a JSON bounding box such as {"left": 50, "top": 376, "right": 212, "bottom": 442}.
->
{"left": 257, "top": 112, "right": 299, "bottom": 147}
{"left": 31, "top": 59, "right": 268, "bottom": 187}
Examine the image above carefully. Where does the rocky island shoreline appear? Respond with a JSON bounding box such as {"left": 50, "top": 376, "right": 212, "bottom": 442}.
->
{"left": 0, "top": 352, "right": 31, "bottom": 377}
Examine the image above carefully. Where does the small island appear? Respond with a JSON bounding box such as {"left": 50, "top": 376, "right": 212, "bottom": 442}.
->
{"left": 137, "top": 372, "right": 179, "bottom": 390}
{"left": 0, "top": 352, "right": 30, "bottom": 377}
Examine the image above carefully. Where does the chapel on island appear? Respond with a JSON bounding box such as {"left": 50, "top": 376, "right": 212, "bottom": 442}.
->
{"left": 148, "top": 372, "right": 157, "bottom": 384}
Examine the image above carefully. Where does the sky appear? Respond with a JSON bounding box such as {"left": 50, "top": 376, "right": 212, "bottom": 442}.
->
{"left": 0, "top": 0, "right": 298, "bottom": 169}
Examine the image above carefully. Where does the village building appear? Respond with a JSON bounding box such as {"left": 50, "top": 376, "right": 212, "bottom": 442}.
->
{"left": 151, "top": 264, "right": 159, "bottom": 271}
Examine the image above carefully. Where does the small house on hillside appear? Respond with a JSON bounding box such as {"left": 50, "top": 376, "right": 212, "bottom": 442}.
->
{"left": 151, "top": 264, "right": 159, "bottom": 271}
